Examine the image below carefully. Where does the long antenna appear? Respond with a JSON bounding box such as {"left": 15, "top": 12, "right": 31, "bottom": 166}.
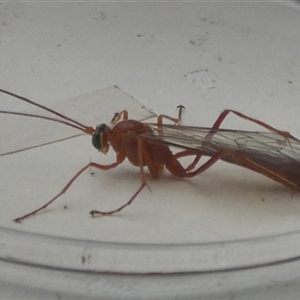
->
{"left": 0, "top": 88, "right": 95, "bottom": 134}
{"left": 0, "top": 110, "right": 89, "bottom": 133}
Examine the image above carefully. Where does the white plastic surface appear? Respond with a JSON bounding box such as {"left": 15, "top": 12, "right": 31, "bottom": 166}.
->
{"left": 1, "top": 2, "right": 300, "bottom": 299}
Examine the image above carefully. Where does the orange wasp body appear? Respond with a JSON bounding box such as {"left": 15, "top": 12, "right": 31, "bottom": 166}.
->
{"left": 1, "top": 88, "right": 300, "bottom": 222}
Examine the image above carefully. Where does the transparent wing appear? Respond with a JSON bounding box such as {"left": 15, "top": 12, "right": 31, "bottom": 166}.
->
{"left": 144, "top": 124, "right": 300, "bottom": 164}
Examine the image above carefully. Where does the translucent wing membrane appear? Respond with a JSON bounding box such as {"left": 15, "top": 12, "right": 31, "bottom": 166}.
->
{"left": 145, "top": 124, "right": 300, "bottom": 160}
{"left": 144, "top": 124, "right": 300, "bottom": 188}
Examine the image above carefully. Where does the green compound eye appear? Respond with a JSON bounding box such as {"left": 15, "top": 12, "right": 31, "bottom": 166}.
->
{"left": 91, "top": 124, "right": 107, "bottom": 150}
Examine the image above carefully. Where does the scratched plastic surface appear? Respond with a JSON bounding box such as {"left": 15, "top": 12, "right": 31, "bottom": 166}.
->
{"left": 1, "top": 2, "right": 300, "bottom": 299}
{"left": 1, "top": 85, "right": 300, "bottom": 275}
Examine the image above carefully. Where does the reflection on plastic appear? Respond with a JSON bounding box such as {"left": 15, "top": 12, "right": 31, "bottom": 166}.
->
{"left": 0, "top": 86, "right": 156, "bottom": 156}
